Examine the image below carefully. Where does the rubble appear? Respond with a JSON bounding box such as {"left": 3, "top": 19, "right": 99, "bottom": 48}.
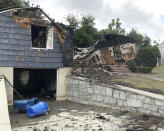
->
{"left": 10, "top": 100, "right": 164, "bottom": 131}
{"left": 72, "top": 66, "right": 125, "bottom": 85}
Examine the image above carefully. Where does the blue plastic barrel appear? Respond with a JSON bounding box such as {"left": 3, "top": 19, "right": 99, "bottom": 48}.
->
{"left": 26, "top": 101, "right": 48, "bottom": 118}
{"left": 13, "top": 97, "right": 38, "bottom": 112}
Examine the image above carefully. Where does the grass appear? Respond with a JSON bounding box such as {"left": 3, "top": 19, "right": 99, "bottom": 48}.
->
{"left": 115, "top": 75, "right": 164, "bottom": 94}
{"left": 112, "top": 66, "right": 164, "bottom": 95}
{"left": 151, "top": 66, "right": 164, "bottom": 78}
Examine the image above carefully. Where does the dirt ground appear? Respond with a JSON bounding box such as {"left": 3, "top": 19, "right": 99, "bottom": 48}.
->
{"left": 10, "top": 99, "right": 164, "bottom": 131}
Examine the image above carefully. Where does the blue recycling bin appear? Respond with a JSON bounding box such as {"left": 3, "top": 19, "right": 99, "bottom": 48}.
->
{"left": 13, "top": 97, "right": 38, "bottom": 112}
{"left": 26, "top": 101, "right": 48, "bottom": 118}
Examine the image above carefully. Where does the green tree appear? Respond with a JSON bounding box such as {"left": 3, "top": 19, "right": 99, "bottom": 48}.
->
{"left": 143, "top": 35, "right": 151, "bottom": 47}
{"left": 127, "top": 29, "right": 151, "bottom": 47}
{"left": 66, "top": 14, "right": 98, "bottom": 47}
{"left": 152, "top": 45, "right": 161, "bottom": 58}
{"left": 136, "top": 47, "right": 158, "bottom": 67}
{"left": 0, "top": 0, "right": 30, "bottom": 9}
{"left": 66, "top": 14, "right": 79, "bottom": 30}
{"left": 99, "top": 18, "right": 125, "bottom": 35}
{"left": 127, "top": 29, "right": 144, "bottom": 42}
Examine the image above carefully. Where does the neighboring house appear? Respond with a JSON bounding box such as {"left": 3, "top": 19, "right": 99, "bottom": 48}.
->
{"left": 0, "top": 7, "right": 73, "bottom": 104}
{"left": 158, "top": 42, "right": 164, "bottom": 65}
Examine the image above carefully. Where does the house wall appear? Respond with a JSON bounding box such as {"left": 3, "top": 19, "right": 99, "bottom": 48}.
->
{"left": 0, "top": 11, "right": 73, "bottom": 68}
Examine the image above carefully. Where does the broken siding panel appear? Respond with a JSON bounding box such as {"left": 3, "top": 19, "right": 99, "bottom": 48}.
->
{"left": 0, "top": 12, "right": 67, "bottom": 68}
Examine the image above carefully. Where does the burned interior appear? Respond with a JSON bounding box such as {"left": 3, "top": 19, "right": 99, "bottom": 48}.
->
{"left": 14, "top": 68, "right": 57, "bottom": 98}
{"left": 31, "top": 24, "right": 47, "bottom": 48}
{"left": 31, "top": 24, "right": 54, "bottom": 49}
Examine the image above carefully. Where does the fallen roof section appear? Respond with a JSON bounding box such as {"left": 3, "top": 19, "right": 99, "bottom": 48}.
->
{"left": 92, "top": 34, "right": 139, "bottom": 50}
{"left": 74, "top": 34, "right": 138, "bottom": 60}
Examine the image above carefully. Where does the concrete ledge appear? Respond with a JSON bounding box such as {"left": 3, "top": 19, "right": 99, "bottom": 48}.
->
{"left": 66, "top": 76, "right": 164, "bottom": 117}
{"left": 115, "top": 85, "right": 164, "bottom": 101}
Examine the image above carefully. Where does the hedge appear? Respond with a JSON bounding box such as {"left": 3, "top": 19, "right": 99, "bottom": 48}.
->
{"left": 130, "top": 66, "right": 153, "bottom": 73}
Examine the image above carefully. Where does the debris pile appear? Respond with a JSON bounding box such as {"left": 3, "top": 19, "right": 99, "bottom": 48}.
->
{"left": 72, "top": 66, "right": 122, "bottom": 85}
{"left": 74, "top": 34, "right": 139, "bottom": 68}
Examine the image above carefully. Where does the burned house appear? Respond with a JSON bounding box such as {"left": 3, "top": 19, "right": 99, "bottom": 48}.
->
{"left": 0, "top": 7, "right": 73, "bottom": 104}
{"left": 74, "top": 34, "right": 139, "bottom": 66}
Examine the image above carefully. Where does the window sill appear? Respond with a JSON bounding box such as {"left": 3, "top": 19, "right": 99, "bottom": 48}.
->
{"left": 31, "top": 47, "right": 53, "bottom": 50}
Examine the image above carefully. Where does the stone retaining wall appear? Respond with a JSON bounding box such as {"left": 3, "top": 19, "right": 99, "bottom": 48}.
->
{"left": 66, "top": 76, "right": 164, "bottom": 117}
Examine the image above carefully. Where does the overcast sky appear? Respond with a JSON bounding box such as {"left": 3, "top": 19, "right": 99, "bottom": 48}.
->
{"left": 30, "top": 0, "right": 164, "bottom": 43}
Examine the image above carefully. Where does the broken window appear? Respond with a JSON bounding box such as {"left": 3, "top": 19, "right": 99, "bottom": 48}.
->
{"left": 31, "top": 24, "right": 53, "bottom": 49}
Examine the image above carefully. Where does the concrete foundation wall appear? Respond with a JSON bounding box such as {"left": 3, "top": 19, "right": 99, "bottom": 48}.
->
{"left": 0, "top": 67, "right": 13, "bottom": 105}
{"left": 56, "top": 67, "right": 72, "bottom": 100}
{"left": 66, "top": 76, "right": 164, "bottom": 117}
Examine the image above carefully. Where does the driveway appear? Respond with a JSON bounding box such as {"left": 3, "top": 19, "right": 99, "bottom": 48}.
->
{"left": 10, "top": 99, "right": 164, "bottom": 131}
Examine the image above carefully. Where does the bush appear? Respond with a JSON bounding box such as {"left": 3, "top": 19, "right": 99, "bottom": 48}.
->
{"left": 131, "top": 66, "right": 153, "bottom": 73}
{"left": 131, "top": 67, "right": 136, "bottom": 72}
{"left": 142, "top": 67, "right": 153, "bottom": 73}
{"left": 127, "top": 60, "right": 135, "bottom": 70}
{"left": 136, "top": 47, "right": 157, "bottom": 67}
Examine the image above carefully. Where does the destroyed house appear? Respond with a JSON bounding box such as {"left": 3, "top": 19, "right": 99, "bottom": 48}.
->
{"left": 74, "top": 34, "right": 139, "bottom": 66}
{"left": 0, "top": 7, "right": 73, "bottom": 104}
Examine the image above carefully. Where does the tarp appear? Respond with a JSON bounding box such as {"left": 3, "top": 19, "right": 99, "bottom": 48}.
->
{"left": 0, "top": 76, "right": 11, "bottom": 131}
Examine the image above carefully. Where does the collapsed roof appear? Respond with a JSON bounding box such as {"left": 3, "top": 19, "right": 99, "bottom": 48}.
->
{"left": 92, "top": 34, "right": 138, "bottom": 50}
{"left": 74, "top": 34, "right": 138, "bottom": 60}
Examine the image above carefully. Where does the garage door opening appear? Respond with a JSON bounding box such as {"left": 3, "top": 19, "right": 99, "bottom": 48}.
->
{"left": 14, "top": 68, "right": 57, "bottom": 99}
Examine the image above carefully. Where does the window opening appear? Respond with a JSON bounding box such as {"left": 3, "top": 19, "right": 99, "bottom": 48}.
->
{"left": 31, "top": 24, "right": 53, "bottom": 49}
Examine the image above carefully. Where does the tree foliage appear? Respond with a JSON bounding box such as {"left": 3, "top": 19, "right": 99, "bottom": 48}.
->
{"left": 136, "top": 47, "right": 158, "bottom": 67}
{"left": 127, "top": 29, "right": 151, "bottom": 47}
{"left": 66, "top": 14, "right": 98, "bottom": 47}
{"left": 127, "top": 29, "right": 143, "bottom": 42}
{"left": 0, "top": 0, "right": 30, "bottom": 9}
{"left": 152, "top": 45, "right": 161, "bottom": 58}
{"left": 99, "top": 18, "right": 125, "bottom": 35}
{"left": 66, "top": 14, "right": 79, "bottom": 30}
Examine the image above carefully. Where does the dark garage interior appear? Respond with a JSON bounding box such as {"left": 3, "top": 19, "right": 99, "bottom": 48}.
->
{"left": 14, "top": 68, "right": 57, "bottom": 98}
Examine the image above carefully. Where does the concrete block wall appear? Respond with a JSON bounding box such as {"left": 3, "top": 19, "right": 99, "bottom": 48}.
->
{"left": 66, "top": 76, "right": 164, "bottom": 117}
